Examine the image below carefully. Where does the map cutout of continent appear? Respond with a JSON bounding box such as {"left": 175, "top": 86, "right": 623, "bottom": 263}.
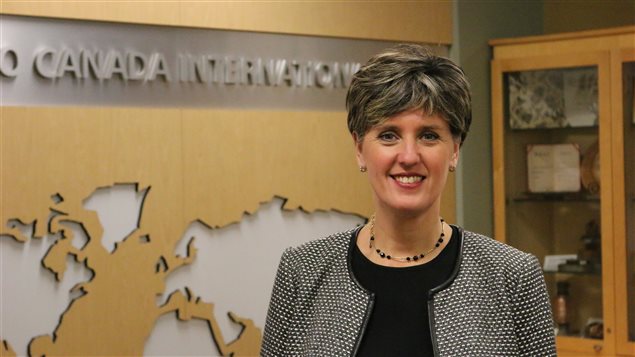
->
{"left": 0, "top": 184, "right": 364, "bottom": 356}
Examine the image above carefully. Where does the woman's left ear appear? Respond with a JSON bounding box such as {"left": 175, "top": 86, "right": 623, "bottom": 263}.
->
{"left": 451, "top": 141, "right": 460, "bottom": 168}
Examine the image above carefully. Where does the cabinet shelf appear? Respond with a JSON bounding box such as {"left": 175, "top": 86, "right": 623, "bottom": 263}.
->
{"left": 510, "top": 192, "right": 600, "bottom": 203}
{"left": 544, "top": 268, "right": 602, "bottom": 276}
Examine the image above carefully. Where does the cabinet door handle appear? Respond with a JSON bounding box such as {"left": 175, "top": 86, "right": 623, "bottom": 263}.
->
{"left": 593, "top": 344, "right": 602, "bottom": 352}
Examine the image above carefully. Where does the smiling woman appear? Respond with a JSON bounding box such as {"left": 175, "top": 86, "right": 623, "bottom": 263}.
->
{"left": 262, "top": 44, "right": 557, "bottom": 357}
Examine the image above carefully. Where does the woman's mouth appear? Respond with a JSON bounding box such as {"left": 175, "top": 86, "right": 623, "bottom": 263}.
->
{"left": 391, "top": 175, "right": 424, "bottom": 184}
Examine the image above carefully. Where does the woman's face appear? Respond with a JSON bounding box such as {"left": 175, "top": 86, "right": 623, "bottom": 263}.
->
{"left": 354, "top": 109, "right": 459, "bottom": 215}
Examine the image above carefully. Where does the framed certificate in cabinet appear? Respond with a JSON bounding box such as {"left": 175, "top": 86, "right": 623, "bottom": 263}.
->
{"left": 527, "top": 144, "right": 581, "bottom": 193}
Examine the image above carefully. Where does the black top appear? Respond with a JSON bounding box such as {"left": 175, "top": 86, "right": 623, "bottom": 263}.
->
{"left": 351, "top": 225, "right": 459, "bottom": 357}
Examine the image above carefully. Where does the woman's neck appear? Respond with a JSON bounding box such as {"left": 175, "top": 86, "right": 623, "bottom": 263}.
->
{"left": 372, "top": 208, "right": 443, "bottom": 255}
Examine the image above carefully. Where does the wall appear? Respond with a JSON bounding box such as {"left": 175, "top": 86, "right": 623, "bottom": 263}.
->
{"left": 451, "top": 0, "right": 543, "bottom": 237}
{"left": 0, "top": 1, "right": 452, "bottom": 43}
{"left": 0, "top": 2, "right": 455, "bottom": 223}
{"left": 544, "top": 0, "right": 635, "bottom": 34}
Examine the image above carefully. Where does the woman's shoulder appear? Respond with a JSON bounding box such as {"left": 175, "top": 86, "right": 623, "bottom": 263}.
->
{"left": 281, "top": 227, "right": 359, "bottom": 267}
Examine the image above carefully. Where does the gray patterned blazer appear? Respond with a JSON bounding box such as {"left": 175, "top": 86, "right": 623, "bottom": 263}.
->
{"left": 261, "top": 226, "right": 557, "bottom": 356}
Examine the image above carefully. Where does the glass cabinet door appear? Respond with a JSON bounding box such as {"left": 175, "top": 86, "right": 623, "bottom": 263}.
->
{"left": 492, "top": 52, "right": 613, "bottom": 355}
{"left": 504, "top": 65, "right": 603, "bottom": 338}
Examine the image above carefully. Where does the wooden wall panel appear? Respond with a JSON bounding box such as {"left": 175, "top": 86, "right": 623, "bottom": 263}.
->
{"left": 0, "top": 1, "right": 452, "bottom": 44}
{"left": 0, "top": 107, "right": 186, "bottom": 244}
{"left": 1, "top": 106, "right": 456, "bottom": 243}
{"left": 108, "top": 108, "right": 186, "bottom": 246}
{"left": 181, "top": 109, "right": 371, "bottom": 227}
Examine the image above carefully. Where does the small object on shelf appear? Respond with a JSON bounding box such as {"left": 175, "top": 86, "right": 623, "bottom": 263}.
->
{"left": 554, "top": 281, "right": 571, "bottom": 336}
{"left": 546, "top": 221, "right": 603, "bottom": 275}
{"left": 527, "top": 143, "right": 581, "bottom": 193}
{"left": 580, "top": 141, "right": 600, "bottom": 194}
{"left": 544, "top": 254, "right": 578, "bottom": 272}
{"left": 557, "top": 259, "right": 601, "bottom": 274}
{"left": 584, "top": 318, "right": 604, "bottom": 339}
{"left": 578, "top": 220, "right": 601, "bottom": 264}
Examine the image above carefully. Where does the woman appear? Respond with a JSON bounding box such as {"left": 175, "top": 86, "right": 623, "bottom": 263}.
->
{"left": 261, "top": 44, "right": 556, "bottom": 356}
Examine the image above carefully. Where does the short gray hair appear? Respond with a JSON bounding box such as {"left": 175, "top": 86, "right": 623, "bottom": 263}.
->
{"left": 346, "top": 44, "right": 472, "bottom": 145}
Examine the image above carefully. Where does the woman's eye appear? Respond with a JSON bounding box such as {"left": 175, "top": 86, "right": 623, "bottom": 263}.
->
{"left": 421, "top": 132, "right": 440, "bottom": 141}
{"left": 378, "top": 132, "right": 398, "bottom": 141}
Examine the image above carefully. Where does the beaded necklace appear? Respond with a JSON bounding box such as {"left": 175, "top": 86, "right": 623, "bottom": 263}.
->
{"left": 368, "top": 215, "right": 445, "bottom": 263}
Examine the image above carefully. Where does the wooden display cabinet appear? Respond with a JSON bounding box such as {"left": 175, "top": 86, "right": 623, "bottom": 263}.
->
{"left": 490, "top": 26, "right": 635, "bottom": 356}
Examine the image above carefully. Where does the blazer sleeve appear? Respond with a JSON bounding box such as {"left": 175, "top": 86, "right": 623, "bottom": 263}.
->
{"left": 261, "top": 248, "right": 297, "bottom": 357}
{"left": 512, "top": 254, "right": 557, "bottom": 356}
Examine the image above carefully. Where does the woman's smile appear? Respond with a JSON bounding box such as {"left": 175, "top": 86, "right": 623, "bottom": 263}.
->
{"left": 391, "top": 173, "right": 424, "bottom": 186}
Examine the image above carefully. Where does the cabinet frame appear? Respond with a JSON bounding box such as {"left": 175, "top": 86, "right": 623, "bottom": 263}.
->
{"left": 489, "top": 26, "right": 635, "bottom": 356}
{"left": 491, "top": 27, "right": 635, "bottom": 356}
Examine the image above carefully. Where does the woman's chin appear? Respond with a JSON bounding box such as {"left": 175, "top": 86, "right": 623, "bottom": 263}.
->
{"left": 380, "top": 201, "right": 431, "bottom": 215}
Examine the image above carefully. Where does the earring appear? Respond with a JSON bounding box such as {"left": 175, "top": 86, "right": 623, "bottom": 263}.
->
{"left": 359, "top": 166, "right": 367, "bottom": 172}
{"left": 449, "top": 166, "right": 456, "bottom": 172}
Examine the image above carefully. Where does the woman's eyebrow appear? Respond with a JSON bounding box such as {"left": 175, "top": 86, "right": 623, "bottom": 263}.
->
{"left": 374, "top": 120, "right": 445, "bottom": 133}
{"left": 375, "top": 124, "right": 399, "bottom": 132}
{"left": 419, "top": 124, "right": 443, "bottom": 131}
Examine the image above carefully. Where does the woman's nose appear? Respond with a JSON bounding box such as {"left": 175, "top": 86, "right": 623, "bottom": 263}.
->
{"left": 397, "top": 140, "right": 419, "bottom": 166}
